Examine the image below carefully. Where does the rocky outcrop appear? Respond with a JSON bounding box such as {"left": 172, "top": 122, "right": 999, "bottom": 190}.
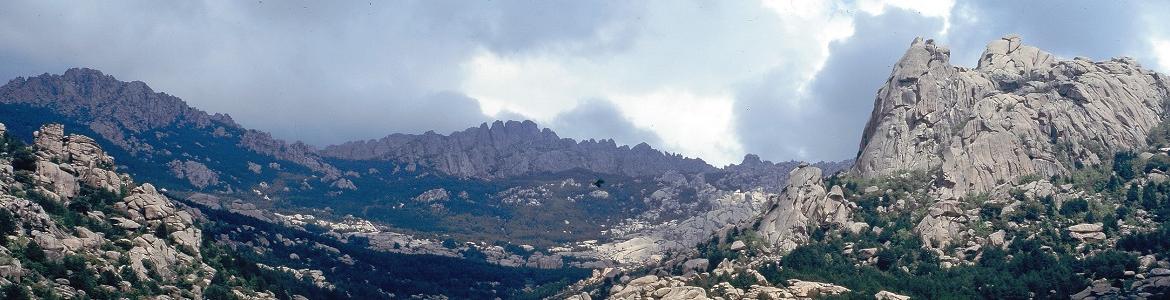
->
{"left": 116, "top": 183, "right": 202, "bottom": 253}
{"left": 876, "top": 290, "right": 912, "bottom": 300}
{"left": 31, "top": 124, "right": 127, "bottom": 197}
{"left": 237, "top": 130, "right": 340, "bottom": 177}
{"left": 1, "top": 68, "right": 231, "bottom": 133}
{"left": 756, "top": 165, "right": 855, "bottom": 252}
{"left": 0, "top": 121, "right": 236, "bottom": 298}
{"left": 587, "top": 186, "right": 771, "bottom": 264}
{"left": 320, "top": 120, "right": 715, "bottom": 179}
{"left": 854, "top": 35, "right": 1170, "bottom": 196}
{"left": 915, "top": 200, "right": 969, "bottom": 249}
{"left": 167, "top": 160, "right": 219, "bottom": 189}
{"left": 1066, "top": 223, "right": 1106, "bottom": 242}
{"left": 247, "top": 162, "right": 263, "bottom": 174}
{"left": 1069, "top": 266, "right": 1170, "bottom": 299}
{"left": 605, "top": 273, "right": 849, "bottom": 300}
{"left": 413, "top": 188, "right": 450, "bottom": 202}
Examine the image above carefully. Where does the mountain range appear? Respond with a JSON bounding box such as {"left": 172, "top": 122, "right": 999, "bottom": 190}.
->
{"left": 1, "top": 34, "right": 1169, "bottom": 300}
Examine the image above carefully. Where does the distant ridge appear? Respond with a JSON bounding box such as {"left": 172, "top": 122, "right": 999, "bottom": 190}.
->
{"left": 321, "top": 119, "right": 717, "bottom": 179}
{"left": 0, "top": 68, "right": 340, "bottom": 176}
{"left": 0, "top": 68, "right": 731, "bottom": 181}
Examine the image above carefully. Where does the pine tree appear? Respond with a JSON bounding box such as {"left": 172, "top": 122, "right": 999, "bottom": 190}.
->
{"left": 1127, "top": 185, "right": 1142, "bottom": 205}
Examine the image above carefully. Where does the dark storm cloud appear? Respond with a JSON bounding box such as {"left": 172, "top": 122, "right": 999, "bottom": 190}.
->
{"left": 0, "top": 1, "right": 642, "bottom": 145}
{"left": 548, "top": 99, "right": 663, "bottom": 147}
{"left": 733, "top": 8, "right": 944, "bottom": 161}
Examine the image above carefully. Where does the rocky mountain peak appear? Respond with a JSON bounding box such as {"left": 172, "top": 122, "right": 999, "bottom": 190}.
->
{"left": 976, "top": 34, "right": 1055, "bottom": 74}
{"left": 0, "top": 68, "right": 340, "bottom": 180}
{"left": 1, "top": 68, "right": 236, "bottom": 132}
{"left": 739, "top": 154, "right": 765, "bottom": 167}
{"left": 853, "top": 34, "right": 1170, "bottom": 197}
{"left": 489, "top": 119, "right": 542, "bottom": 135}
{"left": 321, "top": 120, "right": 715, "bottom": 179}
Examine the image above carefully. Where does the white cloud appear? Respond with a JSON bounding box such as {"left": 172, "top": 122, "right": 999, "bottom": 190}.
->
{"left": 461, "top": 50, "right": 595, "bottom": 120}
{"left": 1150, "top": 39, "right": 1170, "bottom": 72}
{"left": 461, "top": 0, "right": 873, "bottom": 165}
{"left": 611, "top": 90, "right": 743, "bottom": 166}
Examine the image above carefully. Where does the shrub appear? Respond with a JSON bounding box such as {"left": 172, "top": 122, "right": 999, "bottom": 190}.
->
{"left": 980, "top": 202, "right": 1005, "bottom": 220}
{"left": 154, "top": 223, "right": 170, "bottom": 240}
{"left": 1113, "top": 152, "right": 1139, "bottom": 181}
{"left": 1060, "top": 198, "right": 1089, "bottom": 216}
{"left": 10, "top": 147, "right": 36, "bottom": 172}
{"left": 782, "top": 245, "right": 827, "bottom": 270}
{"left": 23, "top": 242, "right": 45, "bottom": 263}
{"left": 1118, "top": 221, "right": 1170, "bottom": 254}
{"left": 1078, "top": 250, "right": 1139, "bottom": 279}
{"left": 0, "top": 210, "right": 15, "bottom": 244}
{"left": 0, "top": 284, "right": 30, "bottom": 300}
{"left": 1127, "top": 185, "right": 1143, "bottom": 205}
{"left": 1008, "top": 201, "right": 1045, "bottom": 222}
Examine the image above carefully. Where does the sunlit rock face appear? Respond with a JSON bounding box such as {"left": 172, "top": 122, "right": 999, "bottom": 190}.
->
{"left": 854, "top": 35, "right": 1170, "bottom": 197}
{"left": 756, "top": 164, "right": 854, "bottom": 253}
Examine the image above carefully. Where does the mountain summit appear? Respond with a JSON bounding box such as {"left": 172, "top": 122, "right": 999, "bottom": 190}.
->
{"left": 854, "top": 35, "right": 1170, "bottom": 196}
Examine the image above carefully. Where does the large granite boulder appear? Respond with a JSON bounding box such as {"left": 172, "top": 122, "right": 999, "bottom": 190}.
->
{"left": 756, "top": 165, "right": 852, "bottom": 252}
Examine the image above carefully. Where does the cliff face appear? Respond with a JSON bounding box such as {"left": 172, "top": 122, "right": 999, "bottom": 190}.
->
{"left": 320, "top": 120, "right": 717, "bottom": 179}
{"left": 854, "top": 35, "right": 1170, "bottom": 196}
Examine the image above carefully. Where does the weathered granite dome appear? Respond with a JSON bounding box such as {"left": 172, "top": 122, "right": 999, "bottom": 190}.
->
{"left": 853, "top": 34, "right": 1170, "bottom": 197}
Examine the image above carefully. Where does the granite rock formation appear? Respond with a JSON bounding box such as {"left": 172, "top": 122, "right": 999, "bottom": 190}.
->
{"left": 0, "top": 122, "right": 262, "bottom": 298}
{"left": 854, "top": 35, "right": 1170, "bottom": 197}
{"left": 755, "top": 165, "right": 856, "bottom": 252}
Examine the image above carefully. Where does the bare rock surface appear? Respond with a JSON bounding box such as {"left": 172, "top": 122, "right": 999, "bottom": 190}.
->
{"left": 167, "top": 160, "right": 219, "bottom": 189}
{"left": 854, "top": 35, "right": 1170, "bottom": 196}
{"left": 756, "top": 165, "right": 852, "bottom": 252}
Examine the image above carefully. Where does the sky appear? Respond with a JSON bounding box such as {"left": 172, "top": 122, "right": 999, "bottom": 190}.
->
{"left": 1, "top": 0, "right": 1167, "bottom": 166}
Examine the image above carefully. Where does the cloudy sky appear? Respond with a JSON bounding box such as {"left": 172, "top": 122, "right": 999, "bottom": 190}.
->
{"left": 1, "top": 0, "right": 1167, "bottom": 166}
